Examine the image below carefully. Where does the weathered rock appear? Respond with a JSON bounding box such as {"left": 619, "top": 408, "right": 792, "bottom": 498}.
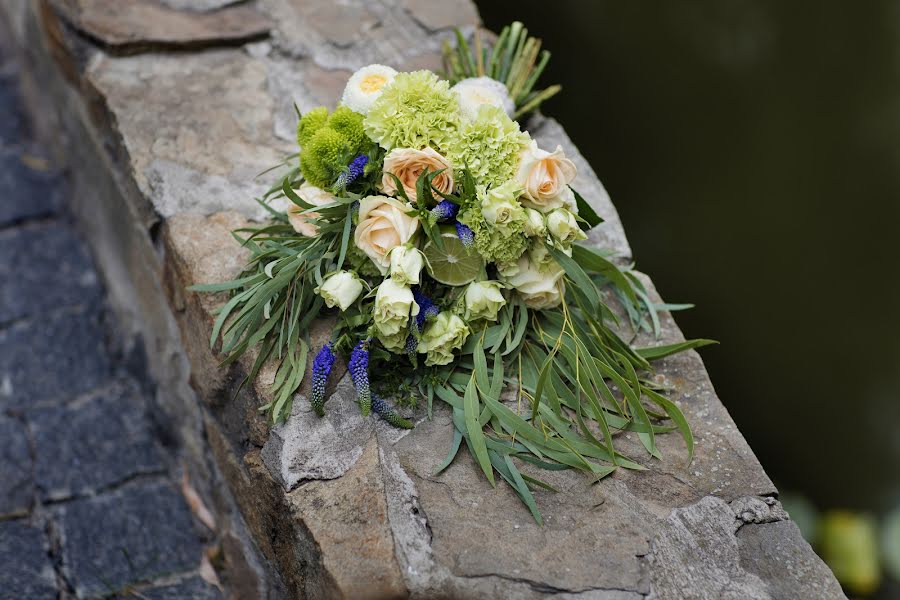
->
{"left": 0, "top": 221, "right": 101, "bottom": 324}
{"left": 0, "top": 306, "right": 112, "bottom": 410}
{"left": 0, "top": 152, "right": 60, "bottom": 227}
{"left": 29, "top": 379, "right": 166, "bottom": 501}
{"left": 51, "top": 0, "right": 271, "bottom": 53}
{"left": 0, "top": 520, "right": 58, "bottom": 600}
{"left": 0, "top": 415, "right": 33, "bottom": 517}
{"left": 54, "top": 479, "right": 205, "bottom": 597}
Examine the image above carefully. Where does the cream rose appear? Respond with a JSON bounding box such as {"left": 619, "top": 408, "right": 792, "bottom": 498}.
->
{"left": 515, "top": 140, "right": 578, "bottom": 213}
{"left": 381, "top": 147, "right": 454, "bottom": 204}
{"left": 354, "top": 195, "right": 420, "bottom": 273}
{"left": 315, "top": 270, "right": 363, "bottom": 311}
{"left": 287, "top": 182, "right": 336, "bottom": 237}
{"left": 500, "top": 252, "right": 566, "bottom": 310}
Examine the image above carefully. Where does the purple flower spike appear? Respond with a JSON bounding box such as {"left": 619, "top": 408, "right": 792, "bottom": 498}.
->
{"left": 310, "top": 342, "right": 336, "bottom": 416}
{"left": 348, "top": 339, "right": 372, "bottom": 416}
{"left": 371, "top": 393, "right": 414, "bottom": 429}
{"left": 455, "top": 221, "right": 474, "bottom": 248}
{"left": 430, "top": 200, "right": 459, "bottom": 222}
{"left": 413, "top": 289, "right": 439, "bottom": 332}
{"left": 335, "top": 153, "right": 369, "bottom": 189}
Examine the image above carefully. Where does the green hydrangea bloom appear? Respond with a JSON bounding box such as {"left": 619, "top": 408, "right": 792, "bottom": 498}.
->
{"left": 297, "top": 106, "right": 329, "bottom": 147}
{"left": 300, "top": 127, "right": 347, "bottom": 188}
{"left": 460, "top": 201, "right": 528, "bottom": 265}
{"left": 446, "top": 105, "right": 530, "bottom": 188}
{"left": 327, "top": 106, "right": 367, "bottom": 149}
{"left": 364, "top": 71, "right": 460, "bottom": 152}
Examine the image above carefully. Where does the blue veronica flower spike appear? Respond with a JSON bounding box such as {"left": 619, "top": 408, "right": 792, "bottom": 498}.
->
{"left": 335, "top": 153, "right": 369, "bottom": 189}
{"left": 348, "top": 339, "right": 372, "bottom": 416}
{"left": 412, "top": 289, "right": 439, "bottom": 332}
{"left": 404, "top": 332, "right": 418, "bottom": 364}
{"left": 371, "top": 393, "right": 414, "bottom": 429}
{"left": 430, "top": 199, "right": 459, "bottom": 222}
{"left": 310, "top": 342, "right": 336, "bottom": 416}
{"left": 454, "top": 221, "right": 474, "bottom": 248}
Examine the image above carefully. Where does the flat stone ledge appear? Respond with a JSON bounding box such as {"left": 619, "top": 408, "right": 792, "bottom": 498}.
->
{"left": 1, "top": 0, "right": 846, "bottom": 598}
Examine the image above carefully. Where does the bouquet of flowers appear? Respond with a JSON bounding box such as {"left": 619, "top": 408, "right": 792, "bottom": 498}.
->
{"left": 194, "top": 23, "right": 713, "bottom": 522}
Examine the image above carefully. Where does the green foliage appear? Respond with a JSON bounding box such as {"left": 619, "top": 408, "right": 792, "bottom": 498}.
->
{"left": 443, "top": 22, "right": 561, "bottom": 118}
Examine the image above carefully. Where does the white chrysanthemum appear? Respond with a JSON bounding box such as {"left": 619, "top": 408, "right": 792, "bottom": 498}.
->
{"left": 451, "top": 77, "right": 515, "bottom": 121}
{"left": 341, "top": 64, "right": 398, "bottom": 115}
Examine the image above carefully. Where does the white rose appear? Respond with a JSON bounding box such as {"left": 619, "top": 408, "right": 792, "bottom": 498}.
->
{"left": 515, "top": 140, "right": 577, "bottom": 213}
{"left": 354, "top": 195, "right": 420, "bottom": 273}
{"left": 341, "top": 64, "right": 397, "bottom": 115}
{"left": 389, "top": 245, "right": 425, "bottom": 286}
{"left": 523, "top": 208, "right": 546, "bottom": 238}
{"left": 287, "top": 182, "right": 336, "bottom": 237}
{"left": 418, "top": 312, "right": 470, "bottom": 366}
{"left": 500, "top": 253, "right": 566, "bottom": 310}
{"left": 315, "top": 270, "right": 363, "bottom": 311}
{"left": 546, "top": 209, "right": 587, "bottom": 246}
{"left": 381, "top": 147, "right": 454, "bottom": 203}
{"left": 451, "top": 76, "right": 516, "bottom": 121}
{"left": 464, "top": 281, "right": 507, "bottom": 322}
{"left": 373, "top": 278, "right": 419, "bottom": 338}
{"left": 479, "top": 180, "right": 524, "bottom": 233}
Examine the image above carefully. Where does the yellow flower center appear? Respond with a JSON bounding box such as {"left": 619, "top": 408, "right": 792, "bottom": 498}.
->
{"left": 359, "top": 74, "right": 388, "bottom": 93}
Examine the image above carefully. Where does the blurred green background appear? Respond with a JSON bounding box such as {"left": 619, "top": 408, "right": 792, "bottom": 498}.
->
{"left": 477, "top": 1, "right": 900, "bottom": 597}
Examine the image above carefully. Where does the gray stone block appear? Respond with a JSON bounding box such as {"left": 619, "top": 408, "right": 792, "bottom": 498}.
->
{"left": 55, "top": 480, "right": 204, "bottom": 598}
{"left": 0, "top": 77, "right": 25, "bottom": 147}
{"left": 0, "top": 221, "right": 101, "bottom": 324}
{"left": 0, "top": 520, "right": 58, "bottom": 600}
{"left": 0, "top": 415, "right": 32, "bottom": 517}
{"left": 29, "top": 379, "right": 165, "bottom": 501}
{"left": 0, "top": 305, "right": 112, "bottom": 410}
{"left": 0, "top": 153, "right": 60, "bottom": 227}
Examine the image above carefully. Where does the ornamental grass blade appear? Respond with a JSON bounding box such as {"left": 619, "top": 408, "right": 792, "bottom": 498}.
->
{"left": 636, "top": 339, "right": 718, "bottom": 361}
{"left": 463, "top": 378, "right": 495, "bottom": 486}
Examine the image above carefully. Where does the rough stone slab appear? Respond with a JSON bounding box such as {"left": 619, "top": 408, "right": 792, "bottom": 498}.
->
{"left": 86, "top": 49, "right": 293, "bottom": 221}
{"left": 114, "top": 576, "right": 223, "bottom": 599}
{"left": 0, "top": 415, "right": 33, "bottom": 517}
{"left": 28, "top": 379, "right": 166, "bottom": 501}
{"left": 0, "top": 221, "right": 101, "bottom": 324}
{"left": 0, "top": 152, "right": 61, "bottom": 227}
{"left": 285, "top": 436, "right": 407, "bottom": 599}
{"left": 0, "top": 519, "right": 58, "bottom": 600}
{"left": 0, "top": 75, "right": 26, "bottom": 147}
{"left": 51, "top": 0, "right": 272, "bottom": 53}
{"left": 0, "top": 306, "right": 112, "bottom": 410}
{"left": 55, "top": 479, "right": 205, "bottom": 597}
{"left": 647, "top": 496, "right": 845, "bottom": 600}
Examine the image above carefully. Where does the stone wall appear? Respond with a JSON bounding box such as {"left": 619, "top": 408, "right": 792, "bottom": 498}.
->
{"left": 1, "top": 1, "right": 847, "bottom": 598}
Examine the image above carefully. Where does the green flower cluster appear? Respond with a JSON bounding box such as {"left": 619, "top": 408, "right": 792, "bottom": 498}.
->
{"left": 297, "top": 106, "right": 371, "bottom": 188}
{"left": 446, "top": 105, "right": 530, "bottom": 188}
{"left": 363, "top": 71, "right": 460, "bottom": 152}
{"left": 459, "top": 200, "right": 528, "bottom": 265}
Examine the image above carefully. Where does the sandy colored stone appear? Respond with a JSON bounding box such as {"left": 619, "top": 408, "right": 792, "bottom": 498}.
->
{"left": 287, "top": 437, "right": 408, "bottom": 600}
{"left": 87, "top": 50, "right": 293, "bottom": 220}
{"left": 51, "top": 0, "right": 271, "bottom": 52}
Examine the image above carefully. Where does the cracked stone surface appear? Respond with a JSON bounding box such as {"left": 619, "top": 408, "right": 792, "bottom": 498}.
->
{"left": 50, "top": 0, "right": 272, "bottom": 52}
{"left": 0, "top": 0, "right": 845, "bottom": 598}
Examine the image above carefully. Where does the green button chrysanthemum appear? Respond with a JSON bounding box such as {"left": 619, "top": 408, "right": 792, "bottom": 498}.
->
{"left": 363, "top": 71, "right": 460, "bottom": 152}
{"left": 446, "top": 105, "right": 531, "bottom": 188}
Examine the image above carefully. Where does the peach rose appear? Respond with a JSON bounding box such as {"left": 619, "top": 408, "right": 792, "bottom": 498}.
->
{"left": 381, "top": 147, "right": 454, "bottom": 204}
{"left": 287, "top": 182, "right": 336, "bottom": 237}
{"left": 354, "top": 195, "right": 420, "bottom": 272}
{"left": 515, "top": 140, "right": 577, "bottom": 213}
